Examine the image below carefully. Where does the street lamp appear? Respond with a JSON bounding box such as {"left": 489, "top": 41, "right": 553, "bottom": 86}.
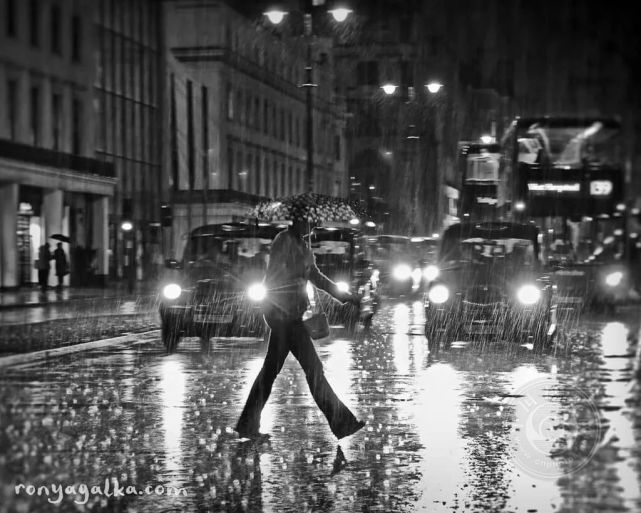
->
{"left": 264, "top": 2, "right": 351, "bottom": 193}
{"left": 121, "top": 220, "right": 134, "bottom": 293}
{"left": 426, "top": 81, "right": 443, "bottom": 94}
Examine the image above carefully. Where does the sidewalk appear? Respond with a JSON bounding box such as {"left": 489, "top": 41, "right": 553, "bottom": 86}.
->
{"left": 0, "top": 281, "right": 158, "bottom": 310}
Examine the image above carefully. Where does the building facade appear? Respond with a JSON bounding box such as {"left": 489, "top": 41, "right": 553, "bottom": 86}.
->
{"left": 0, "top": 0, "right": 115, "bottom": 288}
{"left": 163, "top": 0, "right": 348, "bottom": 257}
{"left": 94, "top": 0, "right": 164, "bottom": 281}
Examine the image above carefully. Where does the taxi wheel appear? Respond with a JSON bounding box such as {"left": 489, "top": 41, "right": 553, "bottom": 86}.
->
{"left": 162, "top": 320, "right": 181, "bottom": 353}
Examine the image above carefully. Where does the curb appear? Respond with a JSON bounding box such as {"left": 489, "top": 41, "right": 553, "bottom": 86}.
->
{"left": 0, "top": 329, "right": 160, "bottom": 368}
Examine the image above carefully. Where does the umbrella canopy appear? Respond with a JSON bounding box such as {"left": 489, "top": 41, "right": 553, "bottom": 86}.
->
{"left": 50, "top": 234, "right": 71, "bottom": 243}
{"left": 252, "top": 193, "right": 360, "bottom": 224}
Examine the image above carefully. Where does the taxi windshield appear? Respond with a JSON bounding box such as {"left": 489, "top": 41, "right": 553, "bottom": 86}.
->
{"left": 455, "top": 238, "right": 536, "bottom": 266}
{"left": 186, "top": 234, "right": 272, "bottom": 270}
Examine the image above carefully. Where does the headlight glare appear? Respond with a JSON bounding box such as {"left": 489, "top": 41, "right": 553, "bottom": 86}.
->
{"left": 428, "top": 284, "right": 449, "bottom": 304}
{"left": 247, "top": 282, "right": 267, "bottom": 302}
{"left": 336, "top": 281, "right": 350, "bottom": 293}
{"left": 423, "top": 265, "right": 439, "bottom": 281}
{"left": 605, "top": 271, "right": 623, "bottom": 287}
{"left": 517, "top": 284, "right": 541, "bottom": 305}
{"left": 393, "top": 263, "right": 412, "bottom": 281}
{"left": 162, "top": 283, "right": 182, "bottom": 300}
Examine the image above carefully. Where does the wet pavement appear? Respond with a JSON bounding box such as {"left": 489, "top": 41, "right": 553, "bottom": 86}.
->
{"left": 0, "top": 299, "right": 640, "bottom": 512}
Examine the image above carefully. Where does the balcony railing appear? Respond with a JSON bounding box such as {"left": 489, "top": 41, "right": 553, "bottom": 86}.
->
{"left": 0, "top": 139, "right": 115, "bottom": 178}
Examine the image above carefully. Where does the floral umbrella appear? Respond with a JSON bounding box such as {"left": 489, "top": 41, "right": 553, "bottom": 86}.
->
{"left": 251, "top": 193, "right": 360, "bottom": 224}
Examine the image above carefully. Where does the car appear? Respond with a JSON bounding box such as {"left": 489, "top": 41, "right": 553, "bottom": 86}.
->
{"left": 366, "top": 235, "right": 422, "bottom": 296}
{"left": 410, "top": 236, "right": 440, "bottom": 290}
{"left": 158, "top": 222, "right": 280, "bottom": 352}
{"left": 424, "top": 221, "right": 558, "bottom": 351}
{"left": 310, "top": 224, "right": 380, "bottom": 330}
{"left": 552, "top": 235, "right": 638, "bottom": 314}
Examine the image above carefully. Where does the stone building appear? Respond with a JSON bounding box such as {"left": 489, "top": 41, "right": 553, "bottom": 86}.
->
{"left": 163, "top": 0, "right": 349, "bottom": 257}
{"left": 0, "top": 0, "right": 115, "bottom": 288}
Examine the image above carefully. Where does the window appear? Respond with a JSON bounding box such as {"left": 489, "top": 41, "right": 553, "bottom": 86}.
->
{"left": 7, "top": 79, "right": 18, "bottom": 140}
{"left": 254, "top": 153, "right": 260, "bottom": 195}
{"left": 334, "top": 134, "right": 341, "bottom": 161}
{"left": 202, "top": 85, "right": 209, "bottom": 186}
{"left": 29, "top": 0, "right": 38, "bottom": 47}
{"left": 226, "top": 85, "right": 234, "bottom": 120}
{"left": 254, "top": 97, "right": 260, "bottom": 132}
{"left": 71, "top": 15, "right": 81, "bottom": 62}
{"left": 6, "top": 0, "right": 16, "bottom": 37}
{"left": 51, "top": 4, "right": 61, "bottom": 54}
{"left": 265, "top": 159, "right": 271, "bottom": 197}
{"left": 30, "top": 86, "right": 40, "bottom": 145}
{"left": 72, "top": 97, "right": 82, "bottom": 154}
{"left": 263, "top": 99, "right": 268, "bottom": 133}
{"left": 52, "top": 92, "right": 62, "bottom": 150}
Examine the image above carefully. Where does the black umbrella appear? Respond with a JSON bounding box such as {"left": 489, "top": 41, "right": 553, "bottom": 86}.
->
{"left": 50, "top": 234, "right": 71, "bottom": 243}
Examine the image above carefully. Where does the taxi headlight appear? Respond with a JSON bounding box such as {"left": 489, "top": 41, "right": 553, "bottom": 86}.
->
{"left": 605, "top": 271, "right": 623, "bottom": 287}
{"left": 393, "top": 263, "right": 412, "bottom": 281}
{"left": 428, "top": 284, "right": 449, "bottom": 304}
{"left": 247, "top": 282, "right": 267, "bottom": 302}
{"left": 336, "top": 281, "right": 350, "bottom": 293}
{"left": 423, "top": 265, "right": 439, "bottom": 281}
{"left": 517, "top": 284, "right": 541, "bottom": 305}
{"left": 162, "top": 283, "right": 182, "bottom": 300}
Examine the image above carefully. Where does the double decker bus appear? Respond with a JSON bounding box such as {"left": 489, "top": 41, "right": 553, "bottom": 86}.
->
{"left": 498, "top": 116, "right": 624, "bottom": 220}
{"left": 498, "top": 116, "right": 632, "bottom": 310}
{"left": 458, "top": 141, "right": 502, "bottom": 220}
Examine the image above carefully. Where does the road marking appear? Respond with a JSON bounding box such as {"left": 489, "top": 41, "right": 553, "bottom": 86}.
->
{"left": 0, "top": 330, "right": 160, "bottom": 369}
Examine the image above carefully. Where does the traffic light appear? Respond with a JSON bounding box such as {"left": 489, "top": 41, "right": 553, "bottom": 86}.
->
{"left": 161, "top": 203, "right": 173, "bottom": 227}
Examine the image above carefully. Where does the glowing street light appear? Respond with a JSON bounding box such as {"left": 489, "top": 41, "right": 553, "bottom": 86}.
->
{"left": 328, "top": 7, "right": 352, "bottom": 22}
{"left": 425, "top": 81, "right": 443, "bottom": 94}
{"left": 381, "top": 83, "right": 397, "bottom": 95}
{"left": 480, "top": 134, "right": 494, "bottom": 144}
{"left": 263, "top": 10, "right": 287, "bottom": 24}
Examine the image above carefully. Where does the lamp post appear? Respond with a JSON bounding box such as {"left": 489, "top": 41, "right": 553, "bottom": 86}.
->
{"left": 265, "top": 2, "right": 351, "bottom": 193}
{"left": 121, "top": 220, "right": 134, "bottom": 294}
{"left": 381, "top": 81, "right": 444, "bottom": 233}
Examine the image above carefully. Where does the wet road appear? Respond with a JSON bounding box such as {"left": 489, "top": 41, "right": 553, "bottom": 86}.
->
{"left": 0, "top": 295, "right": 159, "bottom": 326}
{"left": 1, "top": 299, "right": 640, "bottom": 512}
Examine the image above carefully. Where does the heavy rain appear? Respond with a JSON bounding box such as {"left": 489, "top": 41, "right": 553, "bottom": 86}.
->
{"left": 1, "top": 1, "right": 641, "bottom": 513}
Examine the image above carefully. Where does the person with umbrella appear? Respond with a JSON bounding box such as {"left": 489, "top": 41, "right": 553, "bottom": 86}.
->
{"left": 53, "top": 242, "right": 68, "bottom": 289}
{"left": 236, "top": 193, "right": 365, "bottom": 440}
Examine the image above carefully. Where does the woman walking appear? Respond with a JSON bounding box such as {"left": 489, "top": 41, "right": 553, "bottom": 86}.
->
{"left": 235, "top": 217, "right": 365, "bottom": 440}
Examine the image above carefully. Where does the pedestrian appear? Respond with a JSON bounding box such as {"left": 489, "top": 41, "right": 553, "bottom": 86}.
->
{"left": 53, "top": 242, "right": 68, "bottom": 289}
{"left": 37, "top": 243, "right": 53, "bottom": 292}
{"left": 235, "top": 217, "right": 365, "bottom": 440}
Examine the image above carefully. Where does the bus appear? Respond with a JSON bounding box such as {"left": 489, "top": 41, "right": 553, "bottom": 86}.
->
{"left": 498, "top": 116, "right": 624, "bottom": 220}
{"left": 458, "top": 141, "right": 502, "bottom": 220}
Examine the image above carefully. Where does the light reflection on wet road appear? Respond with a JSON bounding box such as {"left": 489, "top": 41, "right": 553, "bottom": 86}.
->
{"left": 0, "top": 299, "right": 640, "bottom": 512}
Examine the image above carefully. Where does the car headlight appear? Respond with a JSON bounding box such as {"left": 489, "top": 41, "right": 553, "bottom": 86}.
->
{"left": 517, "top": 284, "right": 541, "bottom": 305}
{"left": 336, "top": 281, "right": 350, "bottom": 293}
{"left": 162, "top": 283, "right": 182, "bottom": 300}
{"left": 423, "top": 265, "right": 439, "bottom": 281}
{"left": 428, "top": 284, "right": 450, "bottom": 304}
{"left": 247, "top": 282, "right": 267, "bottom": 302}
{"left": 393, "top": 263, "right": 412, "bottom": 281}
{"left": 605, "top": 271, "right": 623, "bottom": 287}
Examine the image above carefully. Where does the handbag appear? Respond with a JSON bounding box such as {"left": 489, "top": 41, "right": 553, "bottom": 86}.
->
{"left": 303, "top": 303, "right": 330, "bottom": 339}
